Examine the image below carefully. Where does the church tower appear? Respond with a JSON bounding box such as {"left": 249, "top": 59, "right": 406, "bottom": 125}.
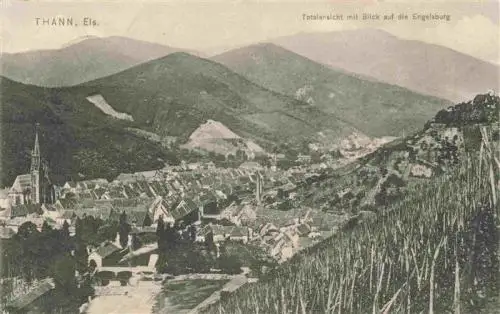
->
{"left": 255, "top": 171, "right": 262, "bottom": 204}
{"left": 30, "top": 123, "right": 41, "bottom": 204}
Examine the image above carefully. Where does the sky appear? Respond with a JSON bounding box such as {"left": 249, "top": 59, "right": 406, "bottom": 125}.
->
{"left": 1, "top": 0, "right": 499, "bottom": 64}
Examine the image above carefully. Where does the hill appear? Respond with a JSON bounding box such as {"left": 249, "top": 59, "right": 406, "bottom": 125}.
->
{"left": 0, "top": 77, "right": 170, "bottom": 187}
{"left": 212, "top": 42, "right": 452, "bottom": 137}
{"left": 181, "top": 119, "right": 265, "bottom": 157}
{"left": 203, "top": 94, "right": 500, "bottom": 313}
{"left": 301, "top": 93, "right": 499, "bottom": 213}
{"left": 272, "top": 29, "right": 499, "bottom": 102}
{"left": 0, "top": 51, "right": 360, "bottom": 185}
{"left": 70, "top": 52, "right": 358, "bottom": 148}
{"left": 0, "top": 36, "right": 201, "bottom": 87}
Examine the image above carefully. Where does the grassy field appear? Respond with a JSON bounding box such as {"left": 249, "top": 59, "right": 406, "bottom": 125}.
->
{"left": 203, "top": 128, "right": 499, "bottom": 313}
{"left": 153, "top": 279, "right": 229, "bottom": 313}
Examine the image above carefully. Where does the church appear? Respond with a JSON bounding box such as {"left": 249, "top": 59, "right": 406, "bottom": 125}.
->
{"left": 8, "top": 124, "right": 55, "bottom": 205}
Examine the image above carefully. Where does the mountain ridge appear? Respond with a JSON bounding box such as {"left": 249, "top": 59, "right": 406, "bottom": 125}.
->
{"left": 271, "top": 29, "right": 499, "bottom": 102}
{"left": 212, "top": 42, "right": 452, "bottom": 137}
{"left": 0, "top": 36, "right": 202, "bottom": 87}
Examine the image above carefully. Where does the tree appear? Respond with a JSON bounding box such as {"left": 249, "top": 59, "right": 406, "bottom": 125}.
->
{"left": 236, "top": 149, "right": 246, "bottom": 161}
{"left": 74, "top": 239, "right": 88, "bottom": 274}
{"left": 61, "top": 220, "right": 70, "bottom": 239}
{"left": 190, "top": 225, "right": 197, "bottom": 243}
{"left": 164, "top": 223, "right": 174, "bottom": 250}
{"left": 205, "top": 231, "right": 215, "bottom": 253}
{"left": 89, "top": 259, "right": 97, "bottom": 273}
{"left": 51, "top": 254, "right": 77, "bottom": 290}
{"left": 41, "top": 221, "right": 52, "bottom": 233}
{"left": 218, "top": 254, "right": 242, "bottom": 274}
{"left": 119, "top": 211, "right": 130, "bottom": 248}
{"left": 75, "top": 217, "right": 82, "bottom": 240}
{"left": 156, "top": 216, "right": 165, "bottom": 240}
{"left": 143, "top": 214, "right": 152, "bottom": 227}
{"left": 17, "top": 221, "right": 39, "bottom": 239}
{"left": 97, "top": 223, "right": 118, "bottom": 243}
{"left": 131, "top": 234, "right": 140, "bottom": 251}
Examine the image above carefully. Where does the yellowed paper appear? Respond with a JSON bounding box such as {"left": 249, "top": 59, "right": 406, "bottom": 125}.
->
{"left": 1, "top": 0, "right": 499, "bottom": 313}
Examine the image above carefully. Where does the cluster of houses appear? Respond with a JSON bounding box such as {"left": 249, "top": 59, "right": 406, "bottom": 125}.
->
{"left": 0, "top": 123, "right": 334, "bottom": 265}
{"left": 0, "top": 159, "right": 335, "bottom": 265}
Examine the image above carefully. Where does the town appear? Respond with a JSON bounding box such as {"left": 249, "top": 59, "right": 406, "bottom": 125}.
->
{"left": 0, "top": 124, "right": 360, "bottom": 313}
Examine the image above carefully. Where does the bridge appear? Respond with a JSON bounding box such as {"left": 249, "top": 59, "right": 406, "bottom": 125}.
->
{"left": 96, "top": 266, "right": 155, "bottom": 275}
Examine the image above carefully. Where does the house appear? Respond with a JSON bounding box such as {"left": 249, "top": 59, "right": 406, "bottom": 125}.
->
{"left": 73, "top": 204, "right": 113, "bottom": 221}
{"left": 258, "top": 223, "right": 279, "bottom": 237}
{"left": 103, "top": 186, "right": 127, "bottom": 199}
{"left": 132, "top": 170, "right": 160, "bottom": 181}
{"left": 169, "top": 198, "right": 201, "bottom": 225}
{"left": 198, "top": 192, "right": 219, "bottom": 215}
{"left": 151, "top": 197, "right": 177, "bottom": 225}
{"left": 88, "top": 242, "right": 124, "bottom": 268}
{"left": 124, "top": 184, "right": 141, "bottom": 198}
{"left": 149, "top": 181, "right": 168, "bottom": 197}
{"left": 265, "top": 234, "right": 295, "bottom": 262}
{"left": 57, "top": 210, "right": 75, "bottom": 226}
{"left": 0, "top": 226, "right": 16, "bottom": 240}
{"left": 210, "top": 225, "right": 231, "bottom": 242}
{"left": 6, "top": 278, "right": 56, "bottom": 313}
{"left": 119, "top": 243, "right": 159, "bottom": 267}
{"left": 205, "top": 161, "right": 216, "bottom": 170}
{"left": 55, "top": 198, "right": 78, "bottom": 211}
{"left": 220, "top": 203, "right": 257, "bottom": 226}
{"left": 41, "top": 204, "right": 60, "bottom": 221}
{"left": 63, "top": 181, "right": 77, "bottom": 193}
{"left": 228, "top": 226, "right": 252, "bottom": 243}
{"left": 78, "top": 178, "right": 108, "bottom": 191}
{"left": 195, "top": 224, "right": 213, "bottom": 242}
{"left": 296, "top": 155, "right": 312, "bottom": 163}
{"left": 109, "top": 208, "right": 152, "bottom": 228}
{"left": 410, "top": 163, "right": 433, "bottom": 178}
{"left": 296, "top": 223, "right": 312, "bottom": 237}
{"left": 8, "top": 174, "right": 33, "bottom": 205}
{"left": 239, "top": 161, "right": 263, "bottom": 171}
{"left": 9, "top": 204, "right": 43, "bottom": 219}
{"left": 0, "top": 188, "right": 11, "bottom": 210}
{"left": 114, "top": 173, "right": 140, "bottom": 183}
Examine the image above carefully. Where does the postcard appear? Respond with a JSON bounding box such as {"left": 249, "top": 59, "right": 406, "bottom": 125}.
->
{"left": 0, "top": 0, "right": 499, "bottom": 313}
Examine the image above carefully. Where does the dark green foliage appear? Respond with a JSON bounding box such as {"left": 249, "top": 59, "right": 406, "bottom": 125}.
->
{"left": 189, "top": 225, "right": 197, "bottom": 243}
{"left": 61, "top": 220, "right": 70, "bottom": 239}
{"left": 0, "top": 222, "right": 95, "bottom": 312}
{"left": 434, "top": 93, "right": 499, "bottom": 126}
{"left": 89, "top": 259, "right": 97, "bottom": 273}
{"left": 158, "top": 243, "right": 215, "bottom": 275}
{"left": 74, "top": 239, "right": 88, "bottom": 274}
{"left": 143, "top": 214, "right": 152, "bottom": 227}
{"left": 97, "top": 222, "right": 118, "bottom": 242}
{"left": 17, "top": 221, "right": 39, "bottom": 239}
{"left": 41, "top": 221, "right": 52, "bottom": 233}
{"left": 1, "top": 77, "right": 168, "bottom": 187}
{"left": 217, "top": 254, "right": 243, "bottom": 275}
{"left": 119, "top": 211, "right": 130, "bottom": 248}
{"left": 205, "top": 231, "right": 215, "bottom": 253}
{"left": 213, "top": 43, "right": 452, "bottom": 137}
{"left": 131, "top": 234, "right": 140, "bottom": 251}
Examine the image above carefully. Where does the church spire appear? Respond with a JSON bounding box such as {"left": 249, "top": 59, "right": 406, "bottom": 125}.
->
{"left": 33, "top": 123, "right": 40, "bottom": 157}
{"left": 31, "top": 123, "right": 41, "bottom": 204}
{"left": 30, "top": 123, "right": 41, "bottom": 173}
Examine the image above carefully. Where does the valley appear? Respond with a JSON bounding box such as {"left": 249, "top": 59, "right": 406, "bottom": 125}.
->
{"left": 0, "top": 20, "right": 498, "bottom": 314}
